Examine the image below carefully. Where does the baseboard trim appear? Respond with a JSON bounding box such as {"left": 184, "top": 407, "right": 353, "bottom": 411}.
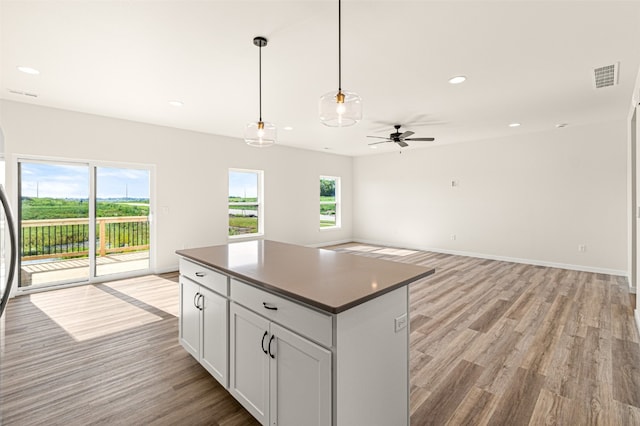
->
{"left": 352, "top": 238, "right": 627, "bottom": 276}
{"left": 154, "top": 266, "right": 179, "bottom": 275}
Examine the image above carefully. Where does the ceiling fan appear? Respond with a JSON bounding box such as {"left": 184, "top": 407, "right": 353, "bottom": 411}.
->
{"left": 367, "top": 124, "right": 435, "bottom": 148}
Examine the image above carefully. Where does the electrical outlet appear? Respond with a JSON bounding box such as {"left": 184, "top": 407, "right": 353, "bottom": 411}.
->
{"left": 451, "top": 234, "right": 457, "bottom": 241}
{"left": 395, "top": 314, "right": 408, "bottom": 332}
{"left": 578, "top": 244, "right": 586, "bottom": 252}
{"left": 451, "top": 180, "right": 459, "bottom": 187}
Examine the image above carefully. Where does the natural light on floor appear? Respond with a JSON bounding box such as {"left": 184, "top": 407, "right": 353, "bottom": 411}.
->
{"left": 29, "top": 277, "right": 177, "bottom": 341}
{"left": 103, "top": 276, "right": 179, "bottom": 317}
{"left": 374, "top": 248, "right": 418, "bottom": 257}
{"left": 344, "top": 245, "right": 381, "bottom": 252}
{"left": 339, "top": 245, "right": 418, "bottom": 257}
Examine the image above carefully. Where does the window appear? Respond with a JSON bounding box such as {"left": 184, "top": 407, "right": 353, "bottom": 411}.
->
{"left": 320, "top": 176, "right": 340, "bottom": 228}
{"left": 229, "top": 169, "right": 263, "bottom": 237}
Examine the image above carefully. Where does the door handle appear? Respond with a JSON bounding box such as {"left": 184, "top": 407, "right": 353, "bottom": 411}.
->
{"left": 261, "top": 331, "right": 269, "bottom": 354}
{"left": 268, "top": 334, "right": 275, "bottom": 359}
{"left": 0, "top": 185, "right": 17, "bottom": 319}
{"left": 193, "top": 292, "right": 200, "bottom": 309}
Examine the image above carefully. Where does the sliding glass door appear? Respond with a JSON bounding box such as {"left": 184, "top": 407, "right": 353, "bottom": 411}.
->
{"left": 18, "top": 160, "right": 151, "bottom": 289}
{"left": 19, "top": 162, "right": 91, "bottom": 287}
{"left": 95, "top": 167, "right": 150, "bottom": 277}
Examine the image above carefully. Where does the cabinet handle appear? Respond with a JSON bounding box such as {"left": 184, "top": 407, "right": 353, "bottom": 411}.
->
{"left": 263, "top": 302, "right": 278, "bottom": 311}
{"left": 195, "top": 272, "right": 205, "bottom": 278}
{"left": 268, "top": 334, "right": 275, "bottom": 359}
{"left": 197, "top": 294, "right": 204, "bottom": 311}
{"left": 261, "top": 331, "right": 269, "bottom": 354}
{"left": 193, "top": 292, "right": 200, "bottom": 309}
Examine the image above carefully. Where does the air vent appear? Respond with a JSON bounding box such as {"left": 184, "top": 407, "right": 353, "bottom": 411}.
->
{"left": 7, "top": 89, "right": 39, "bottom": 98}
{"left": 593, "top": 63, "right": 619, "bottom": 89}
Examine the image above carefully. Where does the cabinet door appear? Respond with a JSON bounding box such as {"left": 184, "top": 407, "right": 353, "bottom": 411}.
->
{"left": 179, "top": 277, "right": 200, "bottom": 358}
{"left": 230, "top": 303, "right": 270, "bottom": 425}
{"left": 269, "top": 323, "right": 332, "bottom": 426}
{"left": 200, "top": 286, "right": 228, "bottom": 388}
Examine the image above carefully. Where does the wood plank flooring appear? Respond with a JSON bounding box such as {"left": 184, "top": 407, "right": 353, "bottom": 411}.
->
{"left": 1, "top": 244, "right": 639, "bottom": 425}
{"left": 330, "top": 243, "right": 640, "bottom": 425}
{"left": 0, "top": 274, "right": 259, "bottom": 426}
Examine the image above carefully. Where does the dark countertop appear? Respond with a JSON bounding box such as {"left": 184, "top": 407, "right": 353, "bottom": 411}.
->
{"left": 176, "top": 240, "right": 435, "bottom": 314}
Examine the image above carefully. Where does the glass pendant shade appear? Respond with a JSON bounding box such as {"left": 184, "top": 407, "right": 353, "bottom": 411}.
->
{"left": 245, "top": 36, "right": 276, "bottom": 147}
{"left": 319, "top": 90, "right": 362, "bottom": 127}
{"left": 244, "top": 121, "right": 276, "bottom": 147}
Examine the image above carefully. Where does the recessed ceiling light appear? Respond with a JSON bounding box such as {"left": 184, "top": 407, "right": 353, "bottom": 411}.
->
{"left": 168, "top": 100, "right": 184, "bottom": 107}
{"left": 508, "top": 122, "right": 521, "bottom": 127}
{"left": 369, "top": 145, "right": 378, "bottom": 149}
{"left": 283, "top": 126, "right": 294, "bottom": 131}
{"left": 17, "top": 66, "right": 40, "bottom": 75}
{"left": 555, "top": 123, "right": 569, "bottom": 128}
{"left": 448, "top": 75, "right": 466, "bottom": 84}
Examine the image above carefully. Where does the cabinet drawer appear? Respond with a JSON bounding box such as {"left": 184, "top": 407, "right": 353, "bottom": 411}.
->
{"left": 180, "top": 258, "right": 228, "bottom": 296}
{"left": 231, "top": 279, "right": 333, "bottom": 348}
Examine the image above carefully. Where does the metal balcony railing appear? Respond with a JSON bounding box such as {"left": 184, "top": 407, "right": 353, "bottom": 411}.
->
{"left": 21, "top": 216, "right": 149, "bottom": 261}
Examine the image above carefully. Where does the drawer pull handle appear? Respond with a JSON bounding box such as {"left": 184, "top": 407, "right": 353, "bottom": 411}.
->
{"left": 263, "top": 302, "right": 278, "bottom": 311}
{"left": 195, "top": 272, "right": 205, "bottom": 278}
{"left": 268, "top": 334, "right": 276, "bottom": 359}
{"left": 261, "top": 331, "right": 269, "bottom": 354}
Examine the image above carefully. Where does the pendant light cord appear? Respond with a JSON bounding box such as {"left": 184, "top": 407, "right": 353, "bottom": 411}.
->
{"left": 338, "top": 0, "right": 342, "bottom": 91}
{"left": 259, "top": 43, "right": 262, "bottom": 122}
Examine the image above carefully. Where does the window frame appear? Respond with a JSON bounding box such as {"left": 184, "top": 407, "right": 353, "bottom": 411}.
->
{"left": 228, "top": 168, "right": 264, "bottom": 239}
{"left": 319, "top": 175, "right": 340, "bottom": 230}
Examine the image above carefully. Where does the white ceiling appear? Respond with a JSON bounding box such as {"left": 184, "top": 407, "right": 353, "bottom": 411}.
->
{"left": 1, "top": 1, "right": 639, "bottom": 156}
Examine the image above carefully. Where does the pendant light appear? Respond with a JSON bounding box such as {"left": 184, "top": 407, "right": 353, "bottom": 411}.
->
{"left": 319, "top": 0, "right": 362, "bottom": 127}
{"left": 245, "top": 36, "right": 276, "bottom": 147}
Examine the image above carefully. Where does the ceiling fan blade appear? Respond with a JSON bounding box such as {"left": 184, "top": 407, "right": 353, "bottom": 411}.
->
{"left": 396, "top": 141, "right": 409, "bottom": 148}
{"left": 368, "top": 140, "right": 390, "bottom": 146}
{"left": 404, "top": 137, "right": 435, "bottom": 141}
{"left": 399, "top": 131, "right": 414, "bottom": 138}
{"left": 367, "top": 136, "right": 391, "bottom": 139}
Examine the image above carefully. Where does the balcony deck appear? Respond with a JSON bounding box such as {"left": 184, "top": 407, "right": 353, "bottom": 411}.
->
{"left": 21, "top": 251, "right": 149, "bottom": 287}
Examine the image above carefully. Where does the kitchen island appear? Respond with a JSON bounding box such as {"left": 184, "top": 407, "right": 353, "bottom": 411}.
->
{"left": 176, "top": 240, "right": 434, "bottom": 426}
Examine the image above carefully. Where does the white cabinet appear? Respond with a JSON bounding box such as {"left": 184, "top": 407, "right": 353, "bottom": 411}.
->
{"left": 179, "top": 276, "right": 200, "bottom": 357}
{"left": 230, "top": 303, "right": 331, "bottom": 426}
{"left": 199, "top": 285, "right": 228, "bottom": 384}
{"left": 229, "top": 303, "right": 270, "bottom": 424}
{"left": 269, "top": 322, "right": 331, "bottom": 426}
{"left": 179, "top": 262, "right": 229, "bottom": 388}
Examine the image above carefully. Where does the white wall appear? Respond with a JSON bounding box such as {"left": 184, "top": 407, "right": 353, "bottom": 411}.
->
{"left": 1, "top": 100, "right": 630, "bottom": 276}
{"left": 353, "top": 120, "right": 628, "bottom": 274}
{"left": 0, "top": 100, "right": 353, "bottom": 273}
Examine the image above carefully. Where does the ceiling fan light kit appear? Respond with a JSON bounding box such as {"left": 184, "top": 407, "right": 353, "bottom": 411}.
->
{"left": 244, "top": 36, "right": 276, "bottom": 148}
{"left": 319, "top": 0, "right": 362, "bottom": 127}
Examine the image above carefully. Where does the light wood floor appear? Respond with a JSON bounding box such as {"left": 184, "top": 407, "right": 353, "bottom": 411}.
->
{"left": 1, "top": 244, "right": 639, "bottom": 425}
